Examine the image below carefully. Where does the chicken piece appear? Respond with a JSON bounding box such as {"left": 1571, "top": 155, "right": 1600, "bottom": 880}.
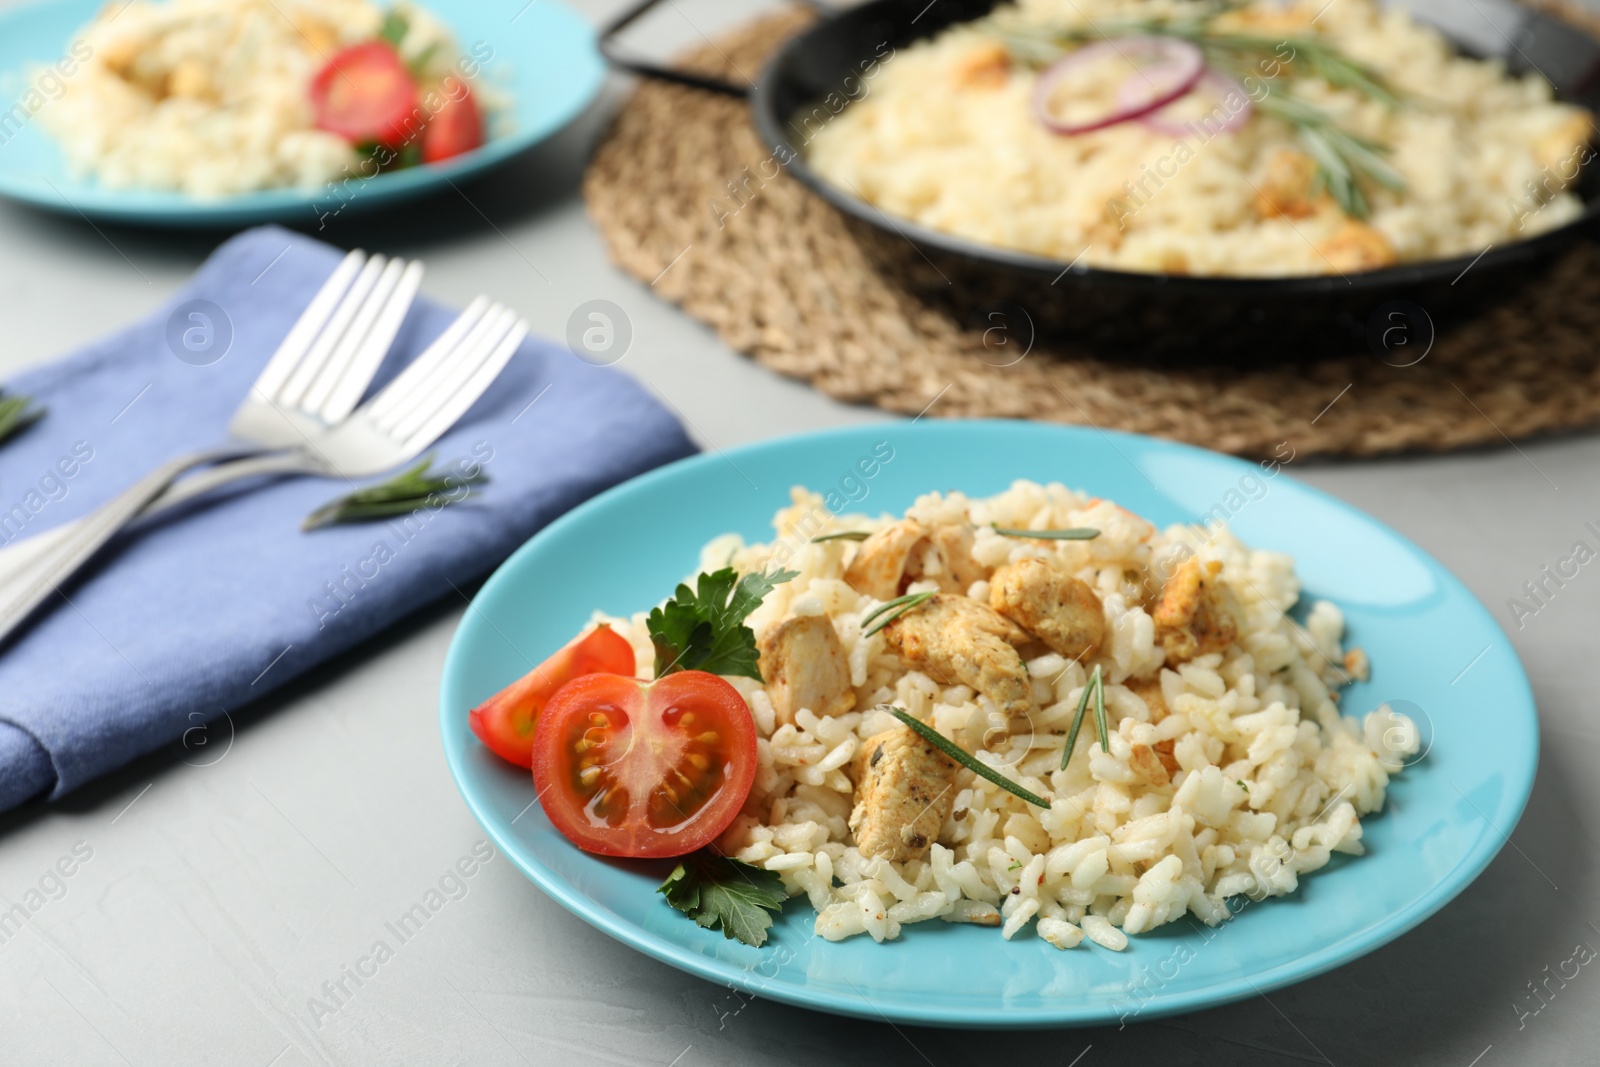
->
{"left": 164, "top": 60, "right": 211, "bottom": 101}
{"left": 290, "top": 11, "right": 340, "bottom": 55}
{"left": 1152, "top": 558, "right": 1240, "bottom": 665}
{"left": 1158, "top": 250, "right": 1191, "bottom": 275}
{"left": 844, "top": 519, "right": 988, "bottom": 599}
{"left": 918, "top": 522, "right": 989, "bottom": 593}
{"left": 988, "top": 558, "right": 1106, "bottom": 662}
{"left": 843, "top": 519, "right": 929, "bottom": 600}
{"left": 1152, "top": 739, "right": 1179, "bottom": 777}
{"left": 758, "top": 615, "right": 857, "bottom": 726}
{"left": 1129, "top": 743, "right": 1172, "bottom": 788}
{"left": 1125, "top": 675, "right": 1169, "bottom": 723}
{"left": 950, "top": 41, "right": 1011, "bottom": 90}
{"left": 849, "top": 724, "right": 960, "bottom": 862}
{"left": 881, "top": 595, "right": 1032, "bottom": 718}
{"left": 1124, "top": 677, "right": 1179, "bottom": 775}
{"left": 1533, "top": 109, "right": 1594, "bottom": 179}
{"left": 98, "top": 33, "right": 143, "bottom": 80}
{"left": 1343, "top": 647, "right": 1370, "bottom": 683}
{"left": 1316, "top": 220, "right": 1396, "bottom": 273}
{"left": 1253, "top": 149, "right": 1323, "bottom": 219}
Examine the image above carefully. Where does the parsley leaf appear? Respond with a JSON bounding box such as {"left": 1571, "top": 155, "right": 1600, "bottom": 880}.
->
{"left": 658, "top": 852, "right": 787, "bottom": 947}
{"left": 646, "top": 566, "right": 797, "bottom": 679}
{"left": 379, "top": 10, "right": 409, "bottom": 46}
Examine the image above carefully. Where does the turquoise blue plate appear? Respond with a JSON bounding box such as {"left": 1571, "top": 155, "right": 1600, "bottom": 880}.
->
{"left": 0, "top": 0, "right": 603, "bottom": 228}
{"left": 439, "top": 421, "right": 1538, "bottom": 1028}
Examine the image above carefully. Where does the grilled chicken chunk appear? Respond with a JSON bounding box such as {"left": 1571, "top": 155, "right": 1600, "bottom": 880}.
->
{"left": 988, "top": 558, "right": 1106, "bottom": 662}
{"left": 1253, "top": 148, "right": 1323, "bottom": 220}
{"left": 844, "top": 519, "right": 929, "bottom": 600}
{"left": 950, "top": 40, "right": 1011, "bottom": 90}
{"left": 881, "top": 595, "right": 1032, "bottom": 718}
{"left": 1126, "top": 675, "right": 1179, "bottom": 776}
{"left": 922, "top": 522, "right": 989, "bottom": 593}
{"left": 1316, "top": 219, "right": 1396, "bottom": 273}
{"left": 849, "top": 724, "right": 960, "bottom": 862}
{"left": 843, "top": 519, "right": 988, "bottom": 600}
{"left": 758, "top": 615, "right": 857, "bottom": 725}
{"left": 1152, "top": 557, "right": 1240, "bottom": 664}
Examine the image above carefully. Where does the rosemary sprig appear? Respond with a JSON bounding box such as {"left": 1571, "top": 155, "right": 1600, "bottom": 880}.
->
{"left": 0, "top": 391, "right": 44, "bottom": 446}
{"left": 811, "top": 530, "right": 872, "bottom": 542}
{"left": 889, "top": 707, "right": 1050, "bottom": 809}
{"left": 861, "top": 591, "right": 936, "bottom": 636}
{"left": 995, "top": 12, "right": 1406, "bottom": 218}
{"left": 302, "top": 454, "right": 486, "bottom": 531}
{"left": 991, "top": 526, "right": 1100, "bottom": 540}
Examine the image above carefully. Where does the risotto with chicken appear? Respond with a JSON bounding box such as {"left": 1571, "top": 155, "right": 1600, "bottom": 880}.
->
{"left": 595, "top": 482, "right": 1421, "bottom": 949}
{"left": 803, "top": 0, "right": 1594, "bottom": 276}
{"left": 35, "top": 0, "right": 492, "bottom": 197}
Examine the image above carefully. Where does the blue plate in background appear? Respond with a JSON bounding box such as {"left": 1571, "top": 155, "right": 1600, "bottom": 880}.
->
{"left": 0, "top": 0, "right": 604, "bottom": 228}
{"left": 439, "top": 421, "right": 1538, "bottom": 1027}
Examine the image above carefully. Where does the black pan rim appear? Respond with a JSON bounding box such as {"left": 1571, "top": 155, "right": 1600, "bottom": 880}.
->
{"left": 747, "top": 0, "right": 1600, "bottom": 296}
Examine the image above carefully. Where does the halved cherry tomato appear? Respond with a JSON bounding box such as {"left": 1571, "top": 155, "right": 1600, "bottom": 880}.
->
{"left": 532, "top": 671, "right": 758, "bottom": 858}
{"left": 468, "top": 624, "right": 636, "bottom": 768}
{"left": 310, "top": 42, "right": 418, "bottom": 149}
{"left": 422, "top": 85, "right": 484, "bottom": 164}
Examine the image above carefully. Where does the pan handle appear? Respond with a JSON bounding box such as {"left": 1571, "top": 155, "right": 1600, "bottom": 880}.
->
{"left": 598, "top": 0, "right": 832, "bottom": 96}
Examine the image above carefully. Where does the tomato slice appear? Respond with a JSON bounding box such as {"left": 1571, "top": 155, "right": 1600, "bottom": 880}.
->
{"left": 468, "top": 624, "right": 636, "bottom": 768}
{"left": 422, "top": 85, "right": 484, "bottom": 164}
{"left": 310, "top": 42, "right": 418, "bottom": 149}
{"left": 532, "top": 671, "right": 758, "bottom": 858}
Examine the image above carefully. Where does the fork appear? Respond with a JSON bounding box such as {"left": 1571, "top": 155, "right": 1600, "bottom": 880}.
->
{"left": 0, "top": 248, "right": 423, "bottom": 632}
{"left": 0, "top": 299, "right": 528, "bottom": 644}
{"left": 0, "top": 248, "right": 421, "bottom": 572}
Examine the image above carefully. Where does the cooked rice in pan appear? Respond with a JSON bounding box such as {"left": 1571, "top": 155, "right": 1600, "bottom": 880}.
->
{"left": 804, "top": 0, "right": 1592, "bottom": 276}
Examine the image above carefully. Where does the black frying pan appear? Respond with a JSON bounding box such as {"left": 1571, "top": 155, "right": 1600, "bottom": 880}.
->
{"left": 601, "top": 0, "right": 1600, "bottom": 358}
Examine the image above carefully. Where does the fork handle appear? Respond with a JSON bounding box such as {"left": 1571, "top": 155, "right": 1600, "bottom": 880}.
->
{"left": 0, "top": 445, "right": 274, "bottom": 646}
{"left": 0, "top": 450, "right": 328, "bottom": 606}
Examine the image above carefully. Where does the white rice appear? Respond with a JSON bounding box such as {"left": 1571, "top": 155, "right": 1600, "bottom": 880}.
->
{"left": 600, "top": 482, "right": 1421, "bottom": 949}
{"left": 804, "top": 0, "right": 1591, "bottom": 276}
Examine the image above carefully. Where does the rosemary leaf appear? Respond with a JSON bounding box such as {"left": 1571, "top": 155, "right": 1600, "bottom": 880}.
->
{"left": 1060, "top": 663, "right": 1098, "bottom": 771}
{"left": 811, "top": 530, "right": 872, "bottom": 542}
{"left": 303, "top": 454, "right": 487, "bottom": 531}
{"left": 0, "top": 392, "right": 44, "bottom": 446}
{"left": 1093, "top": 663, "right": 1110, "bottom": 752}
{"left": 1299, "top": 40, "right": 1403, "bottom": 107}
{"left": 861, "top": 591, "right": 936, "bottom": 637}
{"left": 1326, "top": 126, "right": 1407, "bottom": 191}
{"left": 1291, "top": 121, "right": 1366, "bottom": 217}
{"left": 991, "top": 526, "right": 1101, "bottom": 540}
{"left": 889, "top": 707, "right": 1051, "bottom": 809}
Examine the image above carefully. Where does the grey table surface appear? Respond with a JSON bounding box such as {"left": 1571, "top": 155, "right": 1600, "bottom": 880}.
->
{"left": 1, "top": 1, "right": 1598, "bottom": 1064}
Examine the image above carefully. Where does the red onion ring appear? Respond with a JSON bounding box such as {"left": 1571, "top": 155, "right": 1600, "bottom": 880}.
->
{"left": 1032, "top": 36, "right": 1204, "bottom": 136}
{"left": 1132, "top": 70, "right": 1254, "bottom": 137}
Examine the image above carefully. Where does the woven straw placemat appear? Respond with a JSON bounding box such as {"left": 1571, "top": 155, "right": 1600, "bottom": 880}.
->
{"left": 584, "top": 7, "right": 1600, "bottom": 458}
